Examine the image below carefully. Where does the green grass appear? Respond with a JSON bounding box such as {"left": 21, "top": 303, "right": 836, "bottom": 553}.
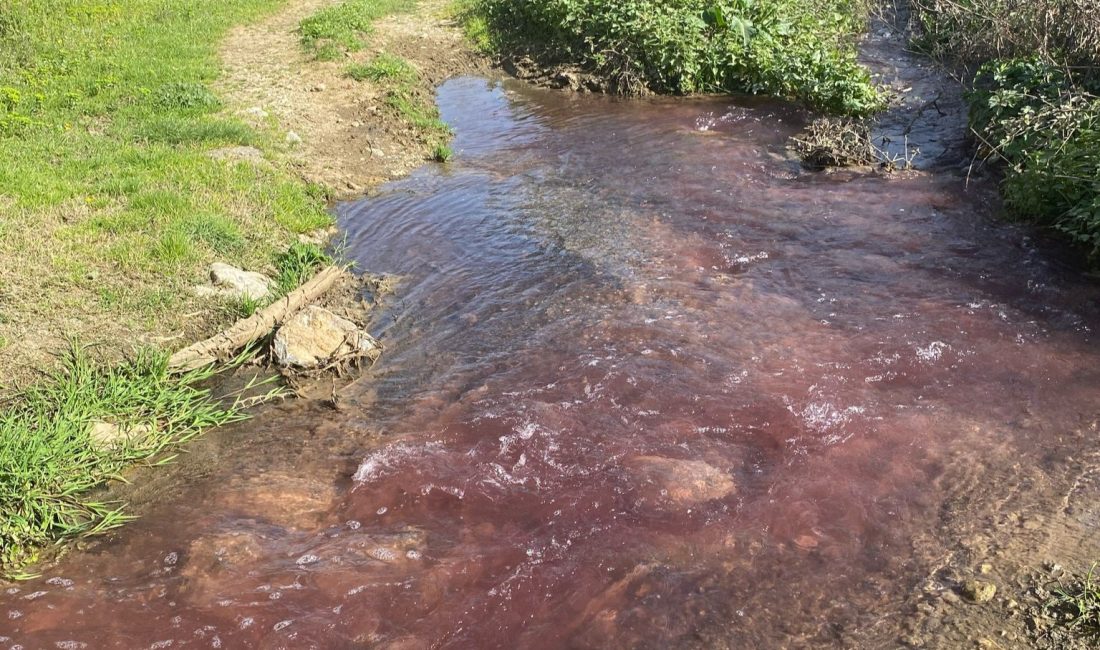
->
{"left": 0, "top": 345, "right": 276, "bottom": 574}
{"left": 298, "top": 0, "right": 417, "bottom": 61}
{"left": 273, "top": 241, "right": 333, "bottom": 295}
{"left": 345, "top": 53, "right": 417, "bottom": 82}
{"left": 0, "top": 0, "right": 336, "bottom": 383}
{"left": 432, "top": 142, "right": 453, "bottom": 162}
{"left": 463, "top": 0, "right": 882, "bottom": 115}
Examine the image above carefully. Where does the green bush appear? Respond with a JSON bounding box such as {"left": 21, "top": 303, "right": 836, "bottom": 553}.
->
{"left": 968, "top": 58, "right": 1100, "bottom": 258}
{"left": 471, "top": 0, "right": 882, "bottom": 115}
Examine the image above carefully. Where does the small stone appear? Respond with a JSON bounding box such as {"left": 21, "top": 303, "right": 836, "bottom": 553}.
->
{"left": 207, "top": 262, "right": 274, "bottom": 301}
{"left": 311, "top": 83, "right": 327, "bottom": 92}
{"left": 286, "top": 131, "right": 302, "bottom": 145}
{"left": 962, "top": 580, "right": 997, "bottom": 603}
{"left": 979, "top": 563, "right": 993, "bottom": 575}
{"left": 350, "top": 121, "right": 362, "bottom": 128}
{"left": 207, "top": 145, "right": 264, "bottom": 163}
{"left": 88, "top": 421, "right": 153, "bottom": 449}
{"left": 940, "top": 590, "right": 961, "bottom": 605}
{"left": 244, "top": 106, "right": 268, "bottom": 119}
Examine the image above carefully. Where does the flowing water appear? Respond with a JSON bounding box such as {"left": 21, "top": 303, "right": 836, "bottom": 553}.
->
{"left": 3, "top": 77, "right": 1100, "bottom": 649}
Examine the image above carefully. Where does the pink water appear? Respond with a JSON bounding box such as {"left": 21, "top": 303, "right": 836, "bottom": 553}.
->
{"left": 3, "top": 78, "right": 1099, "bottom": 649}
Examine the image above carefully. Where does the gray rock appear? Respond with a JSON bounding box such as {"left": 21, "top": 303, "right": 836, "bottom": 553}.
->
{"left": 207, "top": 262, "right": 274, "bottom": 301}
{"left": 207, "top": 146, "right": 264, "bottom": 163}
{"left": 272, "top": 305, "right": 379, "bottom": 369}
{"left": 285, "top": 131, "right": 302, "bottom": 145}
{"left": 88, "top": 420, "right": 153, "bottom": 449}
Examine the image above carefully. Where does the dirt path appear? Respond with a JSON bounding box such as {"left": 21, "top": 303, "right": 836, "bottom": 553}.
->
{"left": 218, "top": 0, "right": 488, "bottom": 198}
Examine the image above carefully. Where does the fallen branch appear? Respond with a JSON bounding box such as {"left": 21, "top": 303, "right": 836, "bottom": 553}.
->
{"left": 169, "top": 265, "right": 345, "bottom": 372}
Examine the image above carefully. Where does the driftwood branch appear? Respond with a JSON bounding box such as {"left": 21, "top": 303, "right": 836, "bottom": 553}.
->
{"left": 169, "top": 265, "right": 345, "bottom": 372}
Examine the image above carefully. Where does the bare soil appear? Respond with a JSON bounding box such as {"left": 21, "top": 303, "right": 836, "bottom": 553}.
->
{"left": 218, "top": 0, "right": 489, "bottom": 199}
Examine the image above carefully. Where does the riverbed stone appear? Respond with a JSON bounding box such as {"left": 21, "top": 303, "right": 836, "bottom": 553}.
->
{"left": 963, "top": 580, "right": 997, "bottom": 603}
{"left": 272, "top": 305, "right": 379, "bottom": 369}
{"left": 626, "top": 456, "right": 736, "bottom": 507}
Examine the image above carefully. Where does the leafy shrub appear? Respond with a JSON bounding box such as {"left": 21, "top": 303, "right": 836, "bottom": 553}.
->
{"left": 968, "top": 58, "right": 1100, "bottom": 258}
{"left": 471, "top": 0, "right": 882, "bottom": 115}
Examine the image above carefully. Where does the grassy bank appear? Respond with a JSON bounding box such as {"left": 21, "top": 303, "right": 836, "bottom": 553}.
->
{"left": 0, "top": 0, "right": 423, "bottom": 575}
{"left": 0, "top": 0, "right": 339, "bottom": 386}
{"left": 345, "top": 53, "right": 454, "bottom": 161}
{"left": 0, "top": 347, "right": 271, "bottom": 575}
{"left": 912, "top": 0, "right": 1100, "bottom": 261}
{"left": 297, "top": 0, "right": 454, "bottom": 161}
{"left": 459, "top": 0, "right": 883, "bottom": 115}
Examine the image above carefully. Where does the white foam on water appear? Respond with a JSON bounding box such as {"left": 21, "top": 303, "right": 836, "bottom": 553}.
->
{"left": 915, "top": 341, "right": 949, "bottom": 363}
{"left": 353, "top": 441, "right": 444, "bottom": 484}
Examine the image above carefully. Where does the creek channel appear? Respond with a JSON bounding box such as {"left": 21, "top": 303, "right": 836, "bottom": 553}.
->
{"left": 3, "top": 76, "right": 1100, "bottom": 648}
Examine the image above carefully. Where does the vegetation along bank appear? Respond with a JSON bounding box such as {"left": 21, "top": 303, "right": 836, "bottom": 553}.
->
{"left": 460, "top": 0, "right": 1100, "bottom": 263}
{"left": 910, "top": 0, "right": 1100, "bottom": 262}
{"left": 0, "top": 0, "right": 473, "bottom": 575}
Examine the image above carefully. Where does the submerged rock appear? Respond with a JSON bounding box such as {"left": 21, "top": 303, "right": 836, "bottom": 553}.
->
{"left": 962, "top": 580, "right": 997, "bottom": 603}
{"left": 626, "top": 456, "right": 736, "bottom": 507}
{"left": 272, "top": 305, "right": 379, "bottom": 369}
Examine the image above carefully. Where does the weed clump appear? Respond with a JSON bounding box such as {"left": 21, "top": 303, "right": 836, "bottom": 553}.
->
{"left": 275, "top": 241, "right": 333, "bottom": 295}
{"left": 345, "top": 53, "right": 417, "bottom": 82}
{"left": 465, "top": 0, "right": 883, "bottom": 115}
{"left": 1043, "top": 563, "right": 1100, "bottom": 644}
{"left": 0, "top": 346, "right": 261, "bottom": 574}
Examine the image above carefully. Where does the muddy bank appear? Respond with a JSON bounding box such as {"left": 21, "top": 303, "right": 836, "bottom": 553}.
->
{"left": 219, "top": 0, "right": 489, "bottom": 199}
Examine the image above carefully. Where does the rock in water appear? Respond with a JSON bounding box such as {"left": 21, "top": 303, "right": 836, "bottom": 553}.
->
{"left": 962, "top": 580, "right": 997, "bottom": 603}
{"left": 626, "top": 456, "right": 736, "bottom": 507}
{"left": 195, "top": 262, "right": 274, "bottom": 301}
{"left": 272, "top": 305, "right": 378, "bottom": 369}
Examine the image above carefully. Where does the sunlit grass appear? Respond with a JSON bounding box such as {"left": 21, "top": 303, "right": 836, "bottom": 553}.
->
{"left": 0, "top": 345, "right": 280, "bottom": 574}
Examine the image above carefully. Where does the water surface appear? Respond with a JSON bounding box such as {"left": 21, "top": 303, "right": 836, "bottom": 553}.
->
{"left": 3, "top": 77, "right": 1100, "bottom": 649}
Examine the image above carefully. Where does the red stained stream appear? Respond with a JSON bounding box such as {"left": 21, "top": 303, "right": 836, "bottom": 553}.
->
{"left": 3, "top": 78, "right": 1100, "bottom": 649}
